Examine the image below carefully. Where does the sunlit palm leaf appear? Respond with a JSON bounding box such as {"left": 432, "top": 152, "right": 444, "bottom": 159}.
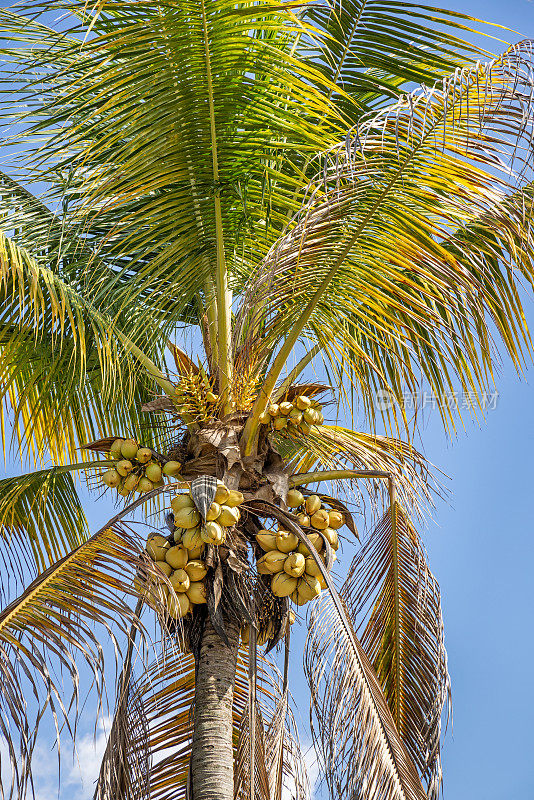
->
{"left": 342, "top": 504, "right": 450, "bottom": 799}
{"left": 304, "top": 592, "right": 427, "bottom": 800}
{"left": 0, "top": 464, "right": 97, "bottom": 593}
{"left": 239, "top": 44, "right": 534, "bottom": 444}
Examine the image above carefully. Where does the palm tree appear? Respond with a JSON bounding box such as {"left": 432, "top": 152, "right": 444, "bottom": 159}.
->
{"left": 0, "top": 1, "right": 533, "bottom": 799}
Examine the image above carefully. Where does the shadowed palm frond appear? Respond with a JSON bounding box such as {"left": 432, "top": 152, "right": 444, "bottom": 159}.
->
{"left": 239, "top": 43, "right": 534, "bottom": 447}
{"left": 95, "top": 638, "right": 308, "bottom": 800}
{"left": 342, "top": 505, "right": 450, "bottom": 800}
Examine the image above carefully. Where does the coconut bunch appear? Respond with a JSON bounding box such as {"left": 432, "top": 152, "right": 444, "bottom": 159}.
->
{"left": 172, "top": 481, "right": 245, "bottom": 550}
{"left": 241, "top": 609, "right": 296, "bottom": 646}
{"left": 136, "top": 533, "right": 208, "bottom": 619}
{"left": 258, "top": 395, "right": 324, "bottom": 434}
{"left": 286, "top": 489, "right": 343, "bottom": 552}
{"left": 102, "top": 438, "right": 182, "bottom": 496}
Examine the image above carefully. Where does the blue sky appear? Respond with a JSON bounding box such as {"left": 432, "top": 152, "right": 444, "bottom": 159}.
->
{"left": 1, "top": 2, "right": 534, "bottom": 799}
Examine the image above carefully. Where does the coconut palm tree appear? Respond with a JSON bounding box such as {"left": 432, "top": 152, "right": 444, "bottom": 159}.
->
{"left": 0, "top": 1, "right": 533, "bottom": 799}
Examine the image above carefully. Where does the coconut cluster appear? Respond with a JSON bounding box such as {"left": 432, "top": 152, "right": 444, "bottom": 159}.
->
{"left": 286, "top": 489, "right": 343, "bottom": 551}
{"left": 102, "top": 438, "right": 182, "bottom": 497}
{"left": 136, "top": 533, "right": 208, "bottom": 619}
{"left": 172, "top": 482, "right": 244, "bottom": 550}
{"left": 258, "top": 395, "right": 324, "bottom": 434}
{"left": 135, "top": 480, "right": 245, "bottom": 619}
{"left": 253, "top": 490, "right": 342, "bottom": 606}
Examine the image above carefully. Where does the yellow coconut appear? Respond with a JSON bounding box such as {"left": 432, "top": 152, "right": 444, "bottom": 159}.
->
{"left": 310, "top": 509, "right": 329, "bottom": 530}
{"left": 109, "top": 439, "right": 124, "bottom": 460}
{"left": 279, "top": 401, "right": 292, "bottom": 416}
{"left": 137, "top": 477, "right": 154, "bottom": 493}
{"left": 225, "top": 490, "right": 244, "bottom": 507}
{"left": 217, "top": 505, "right": 240, "bottom": 526}
{"left": 182, "top": 527, "right": 204, "bottom": 552}
{"left": 305, "top": 495, "right": 322, "bottom": 515}
{"left": 136, "top": 447, "right": 152, "bottom": 464}
{"left": 259, "top": 411, "right": 271, "bottom": 425}
{"left": 284, "top": 552, "right": 305, "bottom": 578}
{"left": 286, "top": 489, "right": 305, "bottom": 509}
{"left": 322, "top": 527, "right": 339, "bottom": 550}
{"left": 288, "top": 408, "right": 302, "bottom": 426}
{"left": 328, "top": 510, "right": 344, "bottom": 529}
{"left": 171, "top": 494, "right": 195, "bottom": 513}
{"left": 187, "top": 581, "right": 207, "bottom": 604}
{"left": 296, "top": 513, "right": 310, "bottom": 528}
{"left": 201, "top": 521, "right": 225, "bottom": 545}
{"left": 255, "top": 531, "right": 278, "bottom": 551}
{"left": 173, "top": 528, "right": 184, "bottom": 544}
{"left": 291, "top": 587, "right": 308, "bottom": 607}
{"left": 206, "top": 502, "right": 221, "bottom": 521}
{"left": 121, "top": 439, "right": 139, "bottom": 460}
{"left": 167, "top": 593, "right": 191, "bottom": 618}
{"left": 169, "top": 569, "right": 190, "bottom": 593}
{"left": 117, "top": 483, "right": 130, "bottom": 497}
{"left": 257, "top": 550, "right": 287, "bottom": 574}
{"left": 187, "top": 543, "right": 204, "bottom": 560}
{"left": 165, "top": 545, "right": 189, "bottom": 570}
{"left": 146, "top": 534, "right": 170, "bottom": 561}
{"left": 302, "top": 408, "right": 316, "bottom": 425}
{"left": 145, "top": 462, "right": 162, "bottom": 483}
{"left": 174, "top": 506, "right": 201, "bottom": 529}
{"left": 304, "top": 555, "right": 322, "bottom": 578}
{"left": 162, "top": 460, "right": 182, "bottom": 476}
{"left": 214, "top": 481, "right": 230, "bottom": 504}
{"left": 155, "top": 560, "right": 172, "bottom": 578}
{"left": 116, "top": 459, "right": 133, "bottom": 477}
{"left": 185, "top": 560, "right": 207, "bottom": 581}
{"left": 271, "top": 572, "right": 298, "bottom": 598}
{"left": 273, "top": 416, "right": 287, "bottom": 431}
{"left": 267, "top": 403, "right": 280, "bottom": 417}
{"left": 299, "top": 573, "right": 321, "bottom": 601}
{"left": 123, "top": 473, "right": 140, "bottom": 493}
{"left": 275, "top": 530, "right": 299, "bottom": 553}
{"left": 103, "top": 469, "right": 121, "bottom": 488}
{"left": 295, "top": 395, "right": 311, "bottom": 411}
{"left": 297, "top": 533, "right": 324, "bottom": 556}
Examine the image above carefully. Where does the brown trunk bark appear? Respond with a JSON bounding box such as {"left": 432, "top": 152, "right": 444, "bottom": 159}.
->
{"left": 191, "top": 617, "right": 240, "bottom": 800}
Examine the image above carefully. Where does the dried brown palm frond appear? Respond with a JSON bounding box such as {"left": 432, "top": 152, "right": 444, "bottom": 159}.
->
{"left": 245, "top": 500, "right": 426, "bottom": 800}
{"left": 342, "top": 505, "right": 450, "bottom": 800}
{"left": 97, "top": 636, "right": 308, "bottom": 800}
{"left": 0, "top": 520, "right": 151, "bottom": 800}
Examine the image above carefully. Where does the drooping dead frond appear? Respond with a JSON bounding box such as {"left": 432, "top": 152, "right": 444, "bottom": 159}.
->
{"left": 342, "top": 505, "right": 450, "bottom": 799}
{"left": 0, "top": 520, "right": 151, "bottom": 800}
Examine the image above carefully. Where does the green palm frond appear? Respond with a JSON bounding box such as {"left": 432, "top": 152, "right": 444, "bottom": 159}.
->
{"left": 306, "top": 0, "right": 498, "bottom": 116}
{"left": 239, "top": 44, "right": 534, "bottom": 447}
{"left": 342, "top": 504, "right": 450, "bottom": 799}
{"left": 0, "top": 226, "right": 174, "bottom": 462}
{"left": 0, "top": 463, "right": 104, "bottom": 587}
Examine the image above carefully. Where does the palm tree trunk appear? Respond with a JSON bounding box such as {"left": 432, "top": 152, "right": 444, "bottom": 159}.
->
{"left": 191, "top": 617, "right": 240, "bottom": 800}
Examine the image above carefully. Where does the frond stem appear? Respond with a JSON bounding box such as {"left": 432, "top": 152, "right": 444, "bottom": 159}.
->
{"left": 200, "top": 0, "right": 233, "bottom": 410}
